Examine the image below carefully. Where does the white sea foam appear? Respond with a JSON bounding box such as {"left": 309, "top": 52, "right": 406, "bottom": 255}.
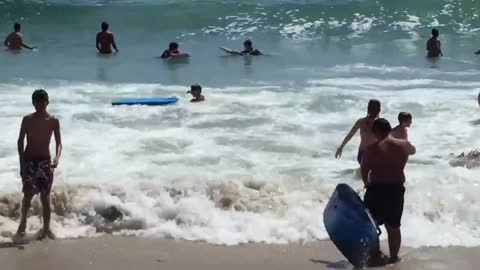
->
{"left": 0, "top": 76, "right": 478, "bottom": 246}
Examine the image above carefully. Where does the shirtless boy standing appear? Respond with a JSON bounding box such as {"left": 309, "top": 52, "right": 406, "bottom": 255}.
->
{"left": 15, "top": 89, "right": 62, "bottom": 241}
{"left": 391, "top": 112, "right": 412, "bottom": 140}
{"left": 335, "top": 99, "right": 381, "bottom": 164}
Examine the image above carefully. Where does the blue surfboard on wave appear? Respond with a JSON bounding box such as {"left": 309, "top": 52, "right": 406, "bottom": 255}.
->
{"left": 323, "top": 184, "right": 380, "bottom": 268}
{"left": 112, "top": 96, "right": 179, "bottom": 106}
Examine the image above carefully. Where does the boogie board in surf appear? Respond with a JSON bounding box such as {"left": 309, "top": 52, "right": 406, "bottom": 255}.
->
{"left": 323, "top": 183, "right": 380, "bottom": 268}
{"left": 219, "top": 47, "right": 242, "bottom": 55}
{"left": 112, "top": 96, "right": 179, "bottom": 106}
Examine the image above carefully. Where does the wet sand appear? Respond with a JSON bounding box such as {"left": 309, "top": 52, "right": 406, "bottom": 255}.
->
{"left": 0, "top": 236, "right": 477, "bottom": 270}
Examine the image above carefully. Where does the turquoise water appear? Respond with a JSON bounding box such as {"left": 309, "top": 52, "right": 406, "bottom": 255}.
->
{"left": 1, "top": 0, "right": 480, "bottom": 85}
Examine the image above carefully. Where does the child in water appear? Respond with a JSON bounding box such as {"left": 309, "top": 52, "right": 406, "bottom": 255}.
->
{"left": 391, "top": 112, "right": 412, "bottom": 140}
{"left": 187, "top": 84, "right": 205, "bottom": 103}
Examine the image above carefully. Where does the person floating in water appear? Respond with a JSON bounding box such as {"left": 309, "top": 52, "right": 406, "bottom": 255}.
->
{"left": 426, "top": 28, "right": 443, "bottom": 58}
{"left": 187, "top": 84, "right": 205, "bottom": 102}
{"left": 15, "top": 89, "right": 62, "bottom": 242}
{"left": 391, "top": 112, "right": 412, "bottom": 140}
{"left": 3, "top": 23, "right": 35, "bottom": 50}
{"left": 335, "top": 99, "right": 381, "bottom": 164}
{"left": 240, "top": 40, "right": 262, "bottom": 56}
{"left": 96, "top": 21, "right": 119, "bottom": 54}
{"left": 361, "top": 118, "right": 416, "bottom": 266}
{"left": 161, "top": 42, "right": 190, "bottom": 59}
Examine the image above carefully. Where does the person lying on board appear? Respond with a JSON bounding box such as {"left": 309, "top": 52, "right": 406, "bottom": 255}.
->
{"left": 4, "top": 23, "right": 35, "bottom": 50}
{"left": 391, "top": 112, "right": 412, "bottom": 140}
{"left": 161, "top": 42, "right": 190, "bottom": 59}
{"left": 187, "top": 84, "right": 205, "bottom": 103}
{"left": 96, "top": 21, "right": 119, "bottom": 54}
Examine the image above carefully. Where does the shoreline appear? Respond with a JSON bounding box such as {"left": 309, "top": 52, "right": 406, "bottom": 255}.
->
{"left": 0, "top": 236, "right": 477, "bottom": 270}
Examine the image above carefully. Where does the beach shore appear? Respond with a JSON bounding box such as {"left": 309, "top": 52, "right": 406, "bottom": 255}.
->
{"left": 0, "top": 236, "right": 477, "bottom": 270}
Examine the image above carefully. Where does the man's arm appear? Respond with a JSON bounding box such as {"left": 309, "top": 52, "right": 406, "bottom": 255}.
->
{"left": 387, "top": 135, "right": 416, "bottom": 155}
{"left": 360, "top": 151, "right": 371, "bottom": 187}
{"left": 52, "top": 118, "right": 62, "bottom": 168}
{"left": 4, "top": 35, "right": 8, "bottom": 47}
{"left": 111, "top": 34, "right": 119, "bottom": 52}
{"left": 18, "top": 34, "right": 34, "bottom": 50}
{"left": 96, "top": 33, "right": 101, "bottom": 51}
{"left": 17, "top": 117, "right": 27, "bottom": 175}
{"left": 438, "top": 41, "right": 443, "bottom": 56}
{"left": 335, "top": 119, "right": 361, "bottom": 158}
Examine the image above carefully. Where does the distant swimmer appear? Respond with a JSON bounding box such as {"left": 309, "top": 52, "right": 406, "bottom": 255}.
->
{"left": 241, "top": 40, "right": 262, "bottom": 56}
{"left": 3, "top": 23, "right": 35, "bottom": 50}
{"left": 161, "top": 42, "right": 189, "bottom": 59}
{"left": 335, "top": 99, "right": 381, "bottom": 164}
{"left": 391, "top": 112, "right": 412, "bottom": 140}
{"left": 475, "top": 50, "right": 480, "bottom": 55}
{"left": 96, "top": 22, "right": 119, "bottom": 54}
{"left": 361, "top": 118, "right": 416, "bottom": 266}
{"left": 426, "top": 28, "right": 443, "bottom": 58}
{"left": 187, "top": 84, "right": 205, "bottom": 103}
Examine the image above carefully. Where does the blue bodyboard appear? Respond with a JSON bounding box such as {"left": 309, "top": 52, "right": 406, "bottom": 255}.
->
{"left": 323, "top": 184, "right": 380, "bottom": 268}
{"left": 112, "top": 96, "right": 179, "bottom": 106}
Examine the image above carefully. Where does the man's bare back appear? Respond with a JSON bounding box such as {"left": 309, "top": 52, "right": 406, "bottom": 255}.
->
{"left": 96, "top": 32, "right": 115, "bottom": 54}
{"left": 363, "top": 141, "right": 408, "bottom": 185}
{"left": 358, "top": 117, "right": 378, "bottom": 151}
{"left": 21, "top": 113, "right": 59, "bottom": 161}
{"left": 5, "top": 32, "right": 23, "bottom": 50}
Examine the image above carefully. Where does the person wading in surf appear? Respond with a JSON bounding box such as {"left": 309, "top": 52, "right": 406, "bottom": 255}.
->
{"left": 3, "top": 23, "right": 35, "bottom": 50}
{"left": 361, "top": 118, "right": 416, "bottom": 266}
{"left": 96, "top": 21, "right": 119, "bottom": 54}
{"left": 335, "top": 99, "right": 381, "bottom": 164}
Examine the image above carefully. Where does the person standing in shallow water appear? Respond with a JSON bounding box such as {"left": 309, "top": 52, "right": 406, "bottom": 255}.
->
{"left": 3, "top": 23, "right": 35, "bottom": 50}
{"left": 361, "top": 118, "right": 416, "bottom": 266}
{"left": 15, "top": 89, "right": 62, "bottom": 242}
{"left": 96, "top": 22, "right": 119, "bottom": 54}
{"left": 335, "top": 99, "right": 381, "bottom": 164}
{"left": 426, "top": 28, "right": 443, "bottom": 58}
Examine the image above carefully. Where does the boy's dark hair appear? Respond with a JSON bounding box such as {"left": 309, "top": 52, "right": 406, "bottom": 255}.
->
{"left": 432, "top": 28, "right": 439, "bottom": 37}
{"left": 14, "top": 23, "right": 21, "bottom": 31}
{"left": 367, "top": 99, "right": 381, "bottom": 117}
{"left": 244, "top": 40, "right": 252, "bottom": 47}
{"left": 190, "top": 84, "right": 202, "bottom": 92}
{"left": 169, "top": 42, "right": 179, "bottom": 50}
{"left": 101, "top": 21, "right": 109, "bottom": 31}
{"left": 398, "top": 112, "right": 412, "bottom": 123}
{"left": 372, "top": 118, "right": 392, "bottom": 135}
{"left": 32, "top": 89, "right": 49, "bottom": 101}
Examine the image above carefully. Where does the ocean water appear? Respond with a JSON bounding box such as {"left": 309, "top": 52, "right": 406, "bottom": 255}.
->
{"left": 0, "top": 0, "right": 479, "bottom": 246}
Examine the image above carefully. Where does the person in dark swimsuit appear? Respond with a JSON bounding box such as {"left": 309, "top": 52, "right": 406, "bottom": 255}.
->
{"left": 241, "top": 40, "right": 262, "bottom": 56}
{"left": 96, "top": 22, "right": 119, "bottom": 54}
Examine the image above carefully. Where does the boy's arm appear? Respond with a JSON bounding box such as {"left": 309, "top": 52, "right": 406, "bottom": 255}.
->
{"left": 52, "top": 118, "right": 62, "bottom": 167}
{"left": 4, "top": 35, "right": 8, "bottom": 47}
{"left": 17, "top": 117, "right": 27, "bottom": 174}
{"left": 335, "top": 119, "right": 361, "bottom": 158}
{"left": 96, "top": 33, "right": 101, "bottom": 51}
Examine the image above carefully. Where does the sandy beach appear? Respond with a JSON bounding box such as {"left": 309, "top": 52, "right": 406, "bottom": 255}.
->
{"left": 0, "top": 236, "right": 477, "bottom": 270}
